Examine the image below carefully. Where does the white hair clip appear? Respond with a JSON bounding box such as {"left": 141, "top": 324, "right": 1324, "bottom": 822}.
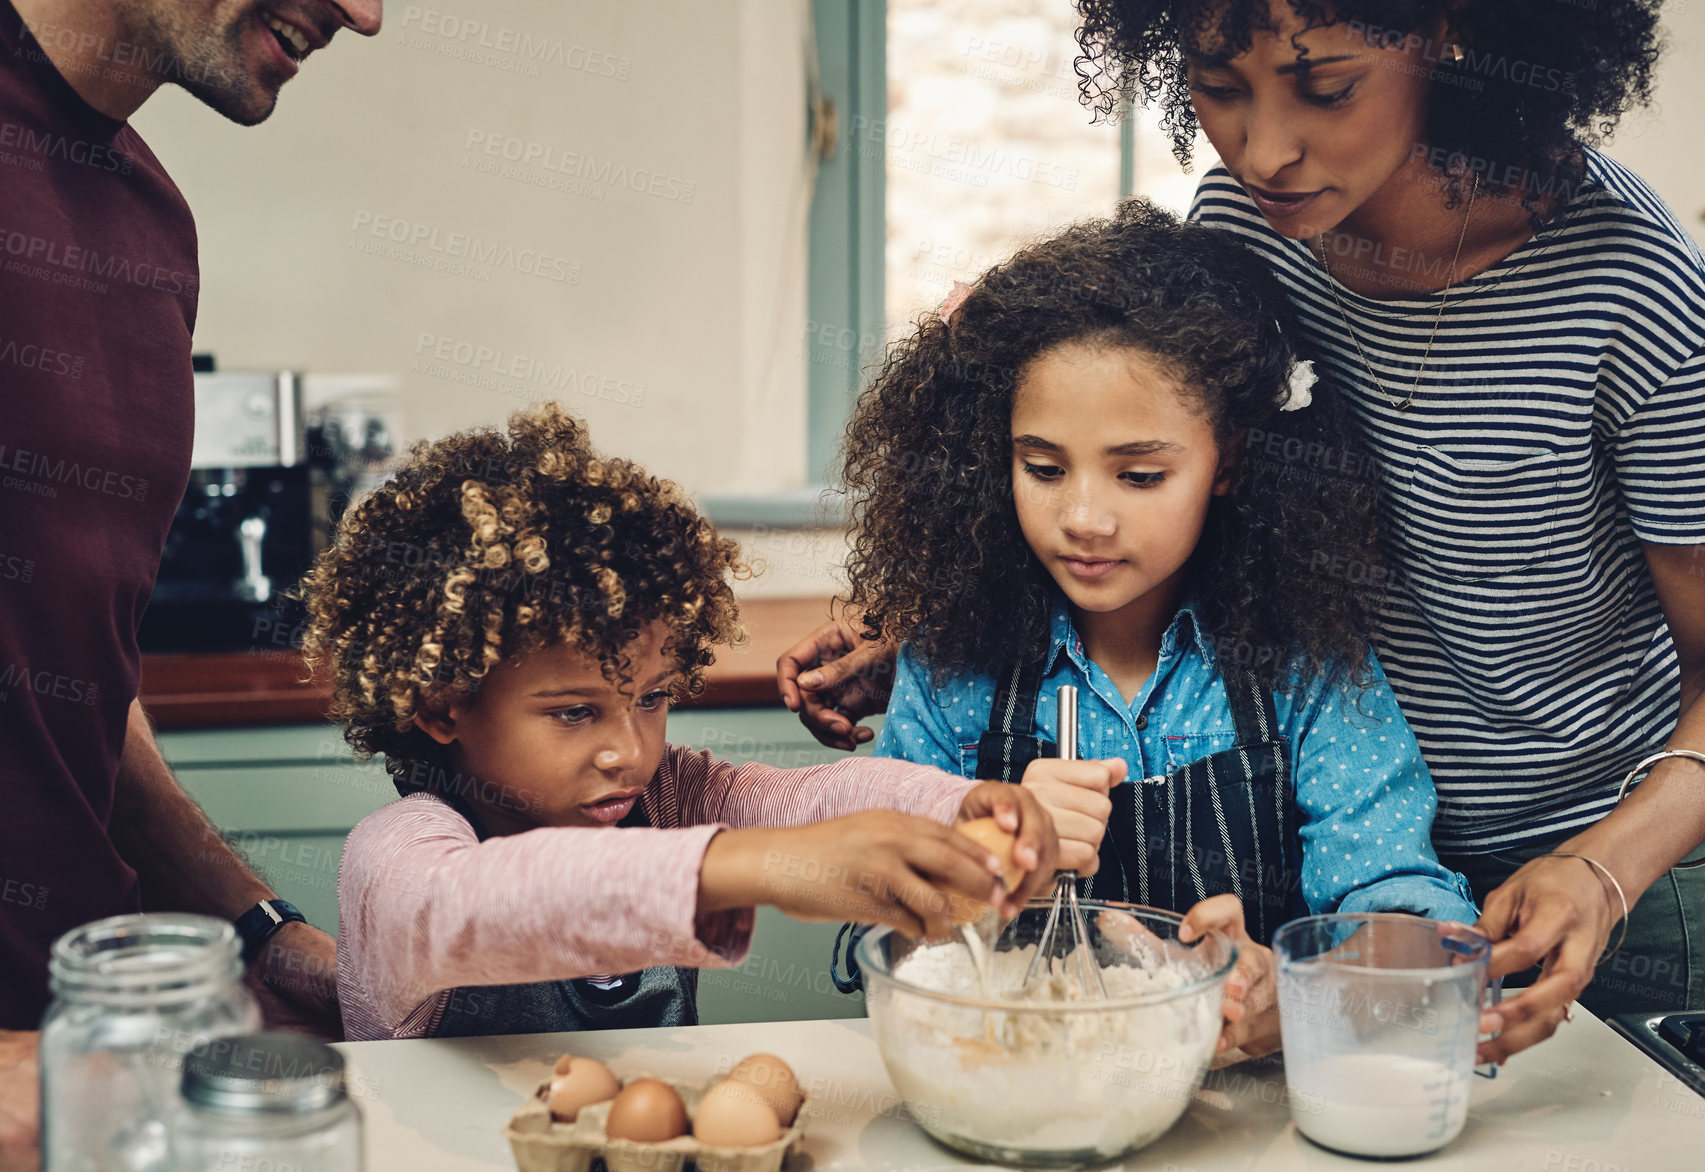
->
{"left": 1280, "top": 359, "right": 1316, "bottom": 412}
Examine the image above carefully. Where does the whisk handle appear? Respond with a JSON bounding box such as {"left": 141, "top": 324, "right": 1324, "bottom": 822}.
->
{"left": 1056, "top": 685, "right": 1078, "bottom": 762}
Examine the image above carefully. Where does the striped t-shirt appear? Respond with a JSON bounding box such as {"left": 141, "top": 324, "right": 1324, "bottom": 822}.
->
{"left": 1191, "top": 150, "right": 1705, "bottom": 851}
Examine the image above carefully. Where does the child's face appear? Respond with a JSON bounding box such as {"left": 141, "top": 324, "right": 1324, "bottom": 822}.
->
{"left": 1010, "top": 342, "right": 1233, "bottom": 622}
{"left": 413, "top": 620, "right": 677, "bottom": 833}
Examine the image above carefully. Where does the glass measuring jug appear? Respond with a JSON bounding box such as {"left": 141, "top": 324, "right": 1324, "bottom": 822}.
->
{"left": 1274, "top": 913, "right": 1492, "bottom": 1159}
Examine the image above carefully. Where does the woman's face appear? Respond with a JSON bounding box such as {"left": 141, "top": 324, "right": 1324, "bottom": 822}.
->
{"left": 1184, "top": 1, "right": 1448, "bottom": 239}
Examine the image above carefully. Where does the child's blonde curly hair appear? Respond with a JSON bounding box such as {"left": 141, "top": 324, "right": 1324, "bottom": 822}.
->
{"left": 299, "top": 403, "right": 747, "bottom": 786}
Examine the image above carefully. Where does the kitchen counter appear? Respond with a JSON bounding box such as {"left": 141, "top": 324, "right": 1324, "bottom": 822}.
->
{"left": 139, "top": 596, "right": 838, "bottom": 728}
{"left": 338, "top": 1008, "right": 1705, "bottom": 1171}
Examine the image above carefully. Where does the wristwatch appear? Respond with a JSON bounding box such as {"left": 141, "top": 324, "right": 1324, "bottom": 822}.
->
{"left": 233, "top": 899, "right": 307, "bottom": 963}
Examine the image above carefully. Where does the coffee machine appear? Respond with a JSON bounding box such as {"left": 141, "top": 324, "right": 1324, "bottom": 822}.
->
{"left": 139, "top": 360, "right": 325, "bottom": 653}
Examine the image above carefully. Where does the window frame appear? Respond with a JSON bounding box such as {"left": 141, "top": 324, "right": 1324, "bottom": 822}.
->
{"left": 703, "top": 0, "right": 1133, "bottom": 529}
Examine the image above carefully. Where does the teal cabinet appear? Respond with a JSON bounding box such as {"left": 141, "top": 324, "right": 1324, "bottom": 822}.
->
{"left": 157, "top": 709, "right": 887, "bottom": 1025}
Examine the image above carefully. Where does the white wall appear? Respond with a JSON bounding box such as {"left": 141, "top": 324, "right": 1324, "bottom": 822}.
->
{"left": 1604, "top": 2, "right": 1705, "bottom": 247}
{"left": 133, "top": 0, "right": 812, "bottom": 499}
{"left": 129, "top": 0, "right": 1703, "bottom": 607}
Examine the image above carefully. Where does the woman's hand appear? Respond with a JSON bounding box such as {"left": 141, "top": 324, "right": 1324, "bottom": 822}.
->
{"left": 954, "top": 781, "right": 1062, "bottom": 916}
{"left": 700, "top": 810, "right": 1022, "bottom": 940}
{"left": 1472, "top": 853, "right": 1616, "bottom": 1063}
{"left": 1018, "top": 757, "right": 1126, "bottom": 874}
{"left": 1181, "top": 894, "right": 1279, "bottom": 1057}
{"left": 775, "top": 620, "right": 898, "bottom": 750}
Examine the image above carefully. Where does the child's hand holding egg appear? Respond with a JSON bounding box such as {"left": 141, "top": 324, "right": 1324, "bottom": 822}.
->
{"left": 953, "top": 781, "right": 1062, "bottom": 917}
{"left": 951, "top": 817, "right": 1022, "bottom": 924}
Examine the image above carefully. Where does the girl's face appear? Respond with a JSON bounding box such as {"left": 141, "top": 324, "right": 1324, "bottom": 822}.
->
{"left": 1184, "top": 1, "right": 1447, "bottom": 239}
{"left": 413, "top": 621, "right": 677, "bottom": 834}
{"left": 1010, "top": 343, "right": 1234, "bottom": 624}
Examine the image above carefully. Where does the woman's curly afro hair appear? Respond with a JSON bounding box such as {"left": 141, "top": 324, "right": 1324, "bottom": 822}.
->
{"left": 1075, "top": 0, "right": 1663, "bottom": 209}
{"left": 841, "top": 199, "right": 1383, "bottom": 692}
{"left": 299, "top": 403, "right": 747, "bottom": 784}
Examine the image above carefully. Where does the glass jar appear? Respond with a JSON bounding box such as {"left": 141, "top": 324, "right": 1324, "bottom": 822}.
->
{"left": 174, "top": 1032, "right": 363, "bottom": 1172}
{"left": 40, "top": 913, "right": 260, "bottom": 1172}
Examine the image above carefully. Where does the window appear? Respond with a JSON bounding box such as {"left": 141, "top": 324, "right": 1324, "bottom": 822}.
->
{"left": 705, "top": 0, "right": 1200, "bottom": 527}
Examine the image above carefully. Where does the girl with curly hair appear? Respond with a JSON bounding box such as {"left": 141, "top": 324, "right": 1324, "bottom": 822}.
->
{"left": 299, "top": 404, "right": 1058, "bottom": 1041}
{"left": 787, "top": 0, "right": 1705, "bottom": 1060}
{"left": 835, "top": 201, "right": 1479, "bottom": 1058}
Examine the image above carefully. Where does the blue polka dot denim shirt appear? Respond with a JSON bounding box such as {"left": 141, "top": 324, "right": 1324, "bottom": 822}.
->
{"left": 874, "top": 594, "right": 1479, "bottom": 924}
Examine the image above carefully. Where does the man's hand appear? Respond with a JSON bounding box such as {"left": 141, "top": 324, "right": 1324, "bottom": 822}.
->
{"left": 1181, "top": 894, "right": 1279, "bottom": 1057}
{"left": 701, "top": 810, "right": 1020, "bottom": 940}
{"left": 1019, "top": 757, "right": 1126, "bottom": 874}
{"left": 954, "top": 781, "right": 1061, "bottom": 917}
{"left": 112, "top": 701, "right": 344, "bottom": 1037}
{"left": 775, "top": 620, "right": 898, "bottom": 750}
{"left": 0, "top": 1029, "right": 39, "bottom": 1172}
{"left": 1473, "top": 853, "right": 1613, "bottom": 1063}
{"left": 244, "top": 921, "right": 342, "bottom": 1041}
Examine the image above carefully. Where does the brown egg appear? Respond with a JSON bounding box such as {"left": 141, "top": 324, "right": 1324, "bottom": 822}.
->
{"left": 958, "top": 817, "right": 1023, "bottom": 893}
{"left": 604, "top": 1078, "right": 690, "bottom": 1143}
{"left": 726, "top": 1053, "right": 804, "bottom": 1126}
{"left": 693, "top": 1078, "right": 783, "bottom": 1148}
{"left": 546, "top": 1057, "right": 620, "bottom": 1122}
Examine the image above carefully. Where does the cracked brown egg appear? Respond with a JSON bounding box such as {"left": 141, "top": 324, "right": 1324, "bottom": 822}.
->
{"left": 545, "top": 1056, "right": 620, "bottom": 1122}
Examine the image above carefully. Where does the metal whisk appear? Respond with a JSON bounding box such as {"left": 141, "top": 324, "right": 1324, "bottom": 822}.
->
{"left": 1023, "top": 685, "right": 1107, "bottom": 998}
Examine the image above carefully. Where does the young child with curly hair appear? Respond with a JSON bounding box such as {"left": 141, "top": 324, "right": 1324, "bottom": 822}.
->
{"left": 300, "top": 404, "right": 1058, "bottom": 1041}
{"left": 840, "top": 201, "right": 1480, "bottom": 1054}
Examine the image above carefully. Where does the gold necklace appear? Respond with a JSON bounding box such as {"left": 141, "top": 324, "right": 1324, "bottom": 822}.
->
{"left": 1316, "top": 177, "right": 1478, "bottom": 412}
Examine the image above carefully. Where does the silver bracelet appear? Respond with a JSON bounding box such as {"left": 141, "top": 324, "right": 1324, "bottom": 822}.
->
{"left": 1615, "top": 749, "right": 1705, "bottom": 871}
{"left": 1543, "top": 851, "right": 1630, "bottom": 963}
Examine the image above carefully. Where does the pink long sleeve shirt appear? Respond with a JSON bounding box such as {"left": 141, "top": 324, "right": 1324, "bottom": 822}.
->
{"left": 337, "top": 744, "right": 976, "bottom": 1041}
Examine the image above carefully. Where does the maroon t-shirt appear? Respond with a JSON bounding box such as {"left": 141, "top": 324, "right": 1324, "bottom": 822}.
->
{"left": 0, "top": 3, "right": 197, "bottom": 1027}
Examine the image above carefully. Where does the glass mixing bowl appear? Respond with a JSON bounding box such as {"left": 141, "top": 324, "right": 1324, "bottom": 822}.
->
{"left": 855, "top": 900, "right": 1238, "bottom": 1169}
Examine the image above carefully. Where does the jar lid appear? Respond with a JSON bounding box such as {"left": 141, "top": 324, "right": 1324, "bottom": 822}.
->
{"left": 182, "top": 1032, "right": 347, "bottom": 1114}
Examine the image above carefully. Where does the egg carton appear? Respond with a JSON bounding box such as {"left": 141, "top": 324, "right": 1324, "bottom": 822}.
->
{"left": 504, "top": 1073, "right": 808, "bottom": 1172}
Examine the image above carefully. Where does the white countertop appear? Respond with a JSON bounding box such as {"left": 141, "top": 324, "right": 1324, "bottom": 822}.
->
{"left": 336, "top": 1007, "right": 1705, "bottom": 1170}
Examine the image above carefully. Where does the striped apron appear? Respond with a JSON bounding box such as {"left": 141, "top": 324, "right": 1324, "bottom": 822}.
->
{"left": 974, "top": 660, "right": 1300, "bottom": 945}
{"left": 829, "top": 664, "right": 1300, "bottom": 993}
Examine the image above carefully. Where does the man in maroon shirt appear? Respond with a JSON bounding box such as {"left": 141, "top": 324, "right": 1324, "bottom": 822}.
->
{"left": 0, "top": 0, "right": 380, "bottom": 1165}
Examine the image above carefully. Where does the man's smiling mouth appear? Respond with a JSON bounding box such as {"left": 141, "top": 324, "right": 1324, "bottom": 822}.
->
{"left": 263, "top": 12, "right": 312, "bottom": 60}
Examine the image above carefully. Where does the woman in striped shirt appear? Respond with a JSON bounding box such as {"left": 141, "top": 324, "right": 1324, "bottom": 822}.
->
{"left": 781, "top": 0, "right": 1705, "bottom": 1062}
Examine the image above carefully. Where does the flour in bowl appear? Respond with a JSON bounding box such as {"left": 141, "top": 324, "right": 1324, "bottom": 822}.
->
{"left": 873, "top": 940, "right": 1223, "bottom": 1159}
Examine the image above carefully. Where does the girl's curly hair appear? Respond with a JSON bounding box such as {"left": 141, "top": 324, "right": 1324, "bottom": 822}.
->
{"left": 1074, "top": 0, "right": 1662, "bottom": 210}
{"left": 841, "top": 199, "right": 1382, "bottom": 693}
{"left": 298, "top": 403, "right": 747, "bottom": 787}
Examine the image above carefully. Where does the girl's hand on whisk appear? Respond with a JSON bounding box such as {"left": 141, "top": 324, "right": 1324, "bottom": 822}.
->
{"left": 1018, "top": 757, "right": 1126, "bottom": 874}
{"left": 1181, "top": 894, "right": 1280, "bottom": 1057}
